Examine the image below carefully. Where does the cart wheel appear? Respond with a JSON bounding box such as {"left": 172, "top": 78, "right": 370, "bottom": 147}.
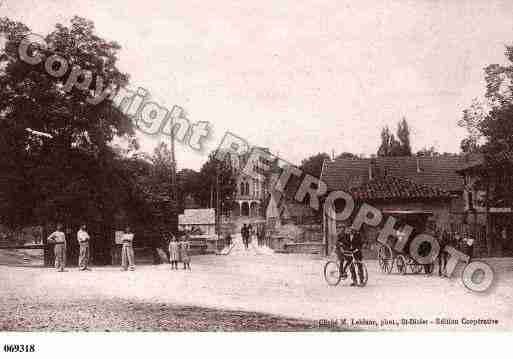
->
{"left": 396, "top": 255, "right": 407, "bottom": 275}
{"left": 378, "top": 245, "right": 393, "bottom": 274}
{"left": 412, "top": 263, "right": 423, "bottom": 274}
{"left": 324, "top": 261, "right": 342, "bottom": 286}
{"left": 424, "top": 263, "right": 434, "bottom": 275}
{"left": 352, "top": 261, "right": 368, "bottom": 287}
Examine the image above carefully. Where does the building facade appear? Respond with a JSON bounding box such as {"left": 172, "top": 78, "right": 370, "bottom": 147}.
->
{"left": 456, "top": 151, "right": 513, "bottom": 257}
{"left": 320, "top": 155, "right": 469, "bottom": 257}
{"left": 226, "top": 147, "right": 275, "bottom": 219}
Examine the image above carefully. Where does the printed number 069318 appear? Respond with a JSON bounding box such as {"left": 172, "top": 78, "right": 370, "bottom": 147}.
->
{"left": 3, "top": 344, "right": 36, "bottom": 353}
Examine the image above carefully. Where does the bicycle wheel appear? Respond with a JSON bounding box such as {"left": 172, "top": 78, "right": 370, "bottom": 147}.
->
{"left": 324, "top": 261, "right": 342, "bottom": 286}
{"left": 351, "top": 261, "right": 368, "bottom": 287}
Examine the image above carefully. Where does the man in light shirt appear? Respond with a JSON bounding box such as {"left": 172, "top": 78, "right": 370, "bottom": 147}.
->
{"left": 121, "top": 226, "right": 135, "bottom": 271}
{"left": 47, "top": 223, "right": 66, "bottom": 272}
{"left": 77, "top": 224, "right": 91, "bottom": 271}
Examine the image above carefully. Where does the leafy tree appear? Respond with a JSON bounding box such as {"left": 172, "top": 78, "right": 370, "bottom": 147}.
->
{"left": 458, "top": 99, "right": 487, "bottom": 153}
{"left": 197, "top": 151, "right": 236, "bottom": 211}
{"left": 397, "top": 118, "right": 412, "bottom": 156}
{"left": 300, "top": 152, "right": 330, "bottom": 177}
{"left": 177, "top": 168, "right": 202, "bottom": 208}
{"left": 0, "top": 17, "right": 184, "bottom": 263}
{"left": 472, "top": 46, "right": 513, "bottom": 153}
{"left": 377, "top": 119, "right": 412, "bottom": 157}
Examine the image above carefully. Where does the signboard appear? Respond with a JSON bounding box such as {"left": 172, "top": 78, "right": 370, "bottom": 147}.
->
{"left": 114, "top": 231, "right": 124, "bottom": 245}
{"left": 489, "top": 207, "right": 512, "bottom": 213}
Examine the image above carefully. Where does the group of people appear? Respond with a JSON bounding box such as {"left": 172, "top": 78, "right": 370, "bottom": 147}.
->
{"left": 47, "top": 223, "right": 96, "bottom": 272}
{"left": 167, "top": 233, "right": 191, "bottom": 270}
{"left": 435, "top": 228, "right": 475, "bottom": 277}
{"left": 46, "top": 224, "right": 191, "bottom": 272}
{"left": 240, "top": 223, "right": 254, "bottom": 250}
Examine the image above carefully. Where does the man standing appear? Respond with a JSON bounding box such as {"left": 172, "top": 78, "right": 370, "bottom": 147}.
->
{"left": 348, "top": 228, "right": 364, "bottom": 286}
{"left": 241, "top": 224, "right": 248, "bottom": 250}
{"left": 463, "top": 232, "right": 475, "bottom": 260}
{"left": 121, "top": 226, "right": 135, "bottom": 271}
{"left": 47, "top": 223, "right": 66, "bottom": 272}
{"left": 77, "top": 224, "right": 91, "bottom": 271}
{"left": 335, "top": 227, "right": 351, "bottom": 279}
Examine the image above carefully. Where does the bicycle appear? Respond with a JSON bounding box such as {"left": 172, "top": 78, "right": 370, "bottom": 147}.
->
{"left": 324, "top": 250, "right": 368, "bottom": 287}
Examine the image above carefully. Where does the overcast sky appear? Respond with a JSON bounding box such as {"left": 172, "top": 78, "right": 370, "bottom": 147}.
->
{"left": 3, "top": 0, "right": 513, "bottom": 169}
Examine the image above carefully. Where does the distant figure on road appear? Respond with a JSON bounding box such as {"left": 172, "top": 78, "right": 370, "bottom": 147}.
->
{"left": 47, "top": 223, "right": 66, "bottom": 272}
{"left": 121, "top": 226, "right": 135, "bottom": 271}
{"left": 179, "top": 233, "right": 191, "bottom": 270}
{"left": 248, "top": 224, "right": 253, "bottom": 245}
{"left": 225, "top": 233, "right": 232, "bottom": 247}
{"left": 437, "top": 228, "right": 450, "bottom": 277}
{"left": 77, "top": 224, "right": 91, "bottom": 271}
{"left": 168, "top": 234, "right": 179, "bottom": 270}
{"left": 462, "top": 232, "right": 475, "bottom": 260}
{"left": 241, "top": 224, "right": 249, "bottom": 250}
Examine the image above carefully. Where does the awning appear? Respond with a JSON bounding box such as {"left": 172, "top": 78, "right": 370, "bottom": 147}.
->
{"left": 382, "top": 210, "right": 433, "bottom": 216}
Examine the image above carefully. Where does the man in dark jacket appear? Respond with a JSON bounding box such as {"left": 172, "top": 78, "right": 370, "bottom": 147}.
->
{"left": 335, "top": 227, "right": 351, "bottom": 275}
{"left": 348, "top": 228, "right": 364, "bottom": 286}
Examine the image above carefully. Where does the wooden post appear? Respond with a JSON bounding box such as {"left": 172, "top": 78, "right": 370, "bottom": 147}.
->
{"left": 323, "top": 208, "right": 329, "bottom": 256}
{"left": 485, "top": 174, "right": 492, "bottom": 257}
{"left": 42, "top": 225, "right": 52, "bottom": 267}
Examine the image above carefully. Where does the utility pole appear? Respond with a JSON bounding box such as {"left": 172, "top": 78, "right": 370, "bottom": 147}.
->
{"left": 170, "top": 125, "right": 178, "bottom": 203}
{"left": 216, "top": 161, "right": 221, "bottom": 235}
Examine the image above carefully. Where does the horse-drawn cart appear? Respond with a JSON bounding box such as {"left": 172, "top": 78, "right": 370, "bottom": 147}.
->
{"left": 377, "top": 243, "right": 431, "bottom": 274}
{"left": 376, "top": 210, "right": 435, "bottom": 275}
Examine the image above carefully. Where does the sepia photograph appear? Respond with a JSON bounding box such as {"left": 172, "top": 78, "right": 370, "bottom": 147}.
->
{"left": 0, "top": 0, "right": 512, "bottom": 353}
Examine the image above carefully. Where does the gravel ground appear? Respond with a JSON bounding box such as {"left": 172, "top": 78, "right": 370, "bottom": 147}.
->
{"left": 1, "top": 236, "right": 512, "bottom": 331}
{"left": 0, "top": 297, "right": 321, "bottom": 332}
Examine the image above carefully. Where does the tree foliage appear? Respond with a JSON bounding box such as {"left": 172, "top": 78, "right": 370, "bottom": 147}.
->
{"left": 377, "top": 119, "right": 412, "bottom": 157}
{"left": 300, "top": 152, "right": 331, "bottom": 178}
{"left": 458, "top": 99, "right": 487, "bottom": 153}
{"left": 0, "top": 17, "right": 184, "bottom": 264}
{"left": 465, "top": 45, "right": 513, "bottom": 154}
{"left": 197, "top": 151, "right": 236, "bottom": 210}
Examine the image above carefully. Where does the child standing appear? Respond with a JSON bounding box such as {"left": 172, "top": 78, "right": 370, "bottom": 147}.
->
{"left": 179, "top": 233, "right": 191, "bottom": 270}
{"left": 168, "top": 234, "right": 179, "bottom": 270}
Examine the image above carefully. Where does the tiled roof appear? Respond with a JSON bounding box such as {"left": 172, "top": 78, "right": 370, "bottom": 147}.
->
{"left": 321, "top": 155, "right": 468, "bottom": 193}
{"left": 456, "top": 151, "right": 513, "bottom": 172}
{"left": 348, "top": 176, "right": 451, "bottom": 201}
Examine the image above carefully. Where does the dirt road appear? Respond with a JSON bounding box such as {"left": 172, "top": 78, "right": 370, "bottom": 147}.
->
{"left": 1, "top": 236, "right": 511, "bottom": 331}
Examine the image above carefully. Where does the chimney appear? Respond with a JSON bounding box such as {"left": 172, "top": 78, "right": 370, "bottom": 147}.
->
{"left": 369, "top": 160, "right": 374, "bottom": 180}
{"left": 416, "top": 158, "right": 422, "bottom": 173}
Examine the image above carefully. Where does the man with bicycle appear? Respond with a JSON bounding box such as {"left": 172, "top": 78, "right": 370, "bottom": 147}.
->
{"left": 335, "top": 227, "right": 364, "bottom": 286}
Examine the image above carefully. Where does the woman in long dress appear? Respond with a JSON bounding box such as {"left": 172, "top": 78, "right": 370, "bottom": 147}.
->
{"left": 168, "top": 234, "right": 179, "bottom": 270}
{"left": 179, "top": 234, "right": 191, "bottom": 270}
